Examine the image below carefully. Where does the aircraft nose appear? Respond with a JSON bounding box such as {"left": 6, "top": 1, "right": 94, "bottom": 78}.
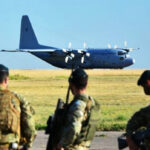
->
{"left": 126, "top": 58, "right": 135, "bottom": 66}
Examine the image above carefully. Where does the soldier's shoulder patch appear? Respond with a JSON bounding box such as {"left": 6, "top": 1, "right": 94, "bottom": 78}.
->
{"left": 74, "top": 100, "right": 83, "bottom": 106}
{"left": 70, "top": 100, "right": 86, "bottom": 112}
{"left": 74, "top": 100, "right": 86, "bottom": 107}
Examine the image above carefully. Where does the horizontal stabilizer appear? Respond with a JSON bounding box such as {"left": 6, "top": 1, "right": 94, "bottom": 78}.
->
{"left": 0, "top": 49, "right": 56, "bottom": 52}
{"left": 1, "top": 49, "right": 20, "bottom": 52}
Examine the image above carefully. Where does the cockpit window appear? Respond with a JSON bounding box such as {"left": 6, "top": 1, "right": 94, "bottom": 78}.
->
{"left": 118, "top": 51, "right": 125, "bottom": 55}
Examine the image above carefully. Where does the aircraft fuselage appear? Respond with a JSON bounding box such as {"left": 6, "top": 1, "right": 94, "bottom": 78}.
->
{"left": 30, "top": 48, "right": 135, "bottom": 69}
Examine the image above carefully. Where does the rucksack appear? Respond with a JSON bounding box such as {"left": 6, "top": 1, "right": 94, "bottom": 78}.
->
{"left": 0, "top": 90, "right": 20, "bottom": 136}
{"left": 73, "top": 95, "right": 100, "bottom": 144}
{"left": 85, "top": 96, "right": 100, "bottom": 141}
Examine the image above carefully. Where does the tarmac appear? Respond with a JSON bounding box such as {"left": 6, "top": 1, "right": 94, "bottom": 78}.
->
{"left": 32, "top": 131, "right": 128, "bottom": 150}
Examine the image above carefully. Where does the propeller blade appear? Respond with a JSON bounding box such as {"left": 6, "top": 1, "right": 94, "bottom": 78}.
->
{"left": 81, "top": 56, "right": 84, "bottom": 63}
{"left": 114, "top": 45, "right": 118, "bottom": 49}
{"left": 68, "top": 42, "right": 72, "bottom": 49}
{"left": 65, "top": 56, "right": 69, "bottom": 63}
{"left": 122, "top": 48, "right": 135, "bottom": 52}
{"left": 83, "top": 42, "right": 87, "bottom": 49}
{"left": 70, "top": 53, "right": 75, "bottom": 58}
{"left": 78, "top": 50, "right": 82, "bottom": 53}
{"left": 86, "top": 52, "right": 90, "bottom": 57}
{"left": 108, "top": 44, "right": 111, "bottom": 49}
{"left": 124, "top": 41, "right": 128, "bottom": 48}
{"left": 129, "top": 48, "right": 134, "bottom": 51}
{"left": 62, "top": 49, "right": 67, "bottom": 53}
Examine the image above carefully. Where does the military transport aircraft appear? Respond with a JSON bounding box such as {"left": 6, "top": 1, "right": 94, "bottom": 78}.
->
{"left": 1, "top": 15, "right": 137, "bottom": 69}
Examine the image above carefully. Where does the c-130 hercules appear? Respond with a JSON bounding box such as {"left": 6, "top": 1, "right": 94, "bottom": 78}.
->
{"left": 2, "top": 15, "right": 137, "bottom": 69}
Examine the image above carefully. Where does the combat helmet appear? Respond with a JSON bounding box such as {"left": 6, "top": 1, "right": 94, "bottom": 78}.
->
{"left": 138, "top": 70, "right": 150, "bottom": 86}
{"left": 69, "top": 68, "right": 88, "bottom": 89}
{"left": 0, "top": 64, "right": 9, "bottom": 74}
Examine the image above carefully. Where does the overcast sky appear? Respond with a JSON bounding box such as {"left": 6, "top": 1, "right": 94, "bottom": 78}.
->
{"left": 0, "top": 0, "right": 149, "bottom": 69}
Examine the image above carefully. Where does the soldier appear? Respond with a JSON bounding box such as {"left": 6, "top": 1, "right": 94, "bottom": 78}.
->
{"left": 126, "top": 70, "right": 150, "bottom": 150}
{"left": 56, "top": 68, "right": 100, "bottom": 150}
{"left": 0, "top": 64, "right": 36, "bottom": 150}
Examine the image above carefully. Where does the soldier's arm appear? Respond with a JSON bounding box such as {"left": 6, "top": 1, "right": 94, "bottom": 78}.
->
{"left": 126, "top": 106, "right": 150, "bottom": 136}
{"left": 126, "top": 136, "right": 139, "bottom": 150}
{"left": 16, "top": 94, "right": 36, "bottom": 148}
{"left": 59, "top": 100, "right": 86, "bottom": 147}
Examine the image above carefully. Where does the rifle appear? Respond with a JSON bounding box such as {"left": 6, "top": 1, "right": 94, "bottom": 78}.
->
{"left": 118, "top": 128, "right": 150, "bottom": 150}
{"left": 45, "top": 98, "right": 65, "bottom": 150}
{"left": 45, "top": 69, "right": 73, "bottom": 150}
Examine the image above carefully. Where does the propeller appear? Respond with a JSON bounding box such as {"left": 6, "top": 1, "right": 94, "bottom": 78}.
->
{"left": 78, "top": 50, "right": 90, "bottom": 63}
{"left": 122, "top": 41, "right": 140, "bottom": 52}
{"left": 62, "top": 42, "right": 72, "bottom": 52}
{"left": 64, "top": 52, "right": 75, "bottom": 63}
{"left": 123, "top": 47, "right": 140, "bottom": 53}
{"left": 62, "top": 42, "right": 75, "bottom": 63}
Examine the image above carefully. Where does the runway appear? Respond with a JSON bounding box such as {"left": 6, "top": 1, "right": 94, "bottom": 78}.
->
{"left": 32, "top": 131, "right": 128, "bottom": 150}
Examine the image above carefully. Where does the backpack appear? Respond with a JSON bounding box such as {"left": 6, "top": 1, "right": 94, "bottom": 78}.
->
{"left": 0, "top": 90, "right": 20, "bottom": 136}
{"left": 85, "top": 96, "right": 100, "bottom": 140}
{"left": 74, "top": 95, "right": 100, "bottom": 144}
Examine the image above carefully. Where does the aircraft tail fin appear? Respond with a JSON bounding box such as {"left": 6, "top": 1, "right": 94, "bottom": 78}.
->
{"left": 19, "top": 15, "right": 55, "bottom": 49}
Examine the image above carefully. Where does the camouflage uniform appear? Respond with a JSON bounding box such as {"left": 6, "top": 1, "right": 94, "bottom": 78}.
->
{"left": 59, "top": 94, "right": 100, "bottom": 150}
{"left": 126, "top": 105, "right": 150, "bottom": 149}
{"left": 0, "top": 86, "right": 36, "bottom": 149}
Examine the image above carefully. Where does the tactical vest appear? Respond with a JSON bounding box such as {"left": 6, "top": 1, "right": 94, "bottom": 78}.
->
{"left": 71, "top": 94, "right": 100, "bottom": 145}
{"left": 0, "top": 90, "right": 21, "bottom": 143}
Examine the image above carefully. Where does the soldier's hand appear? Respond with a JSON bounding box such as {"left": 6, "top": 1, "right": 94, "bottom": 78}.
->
{"left": 55, "top": 144, "right": 64, "bottom": 150}
{"left": 126, "top": 136, "right": 139, "bottom": 150}
{"left": 19, "top": 145, "right": 31, "bottom": 150}
{"left": 20, "top": 147, "right": 31, "bottom": 150}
